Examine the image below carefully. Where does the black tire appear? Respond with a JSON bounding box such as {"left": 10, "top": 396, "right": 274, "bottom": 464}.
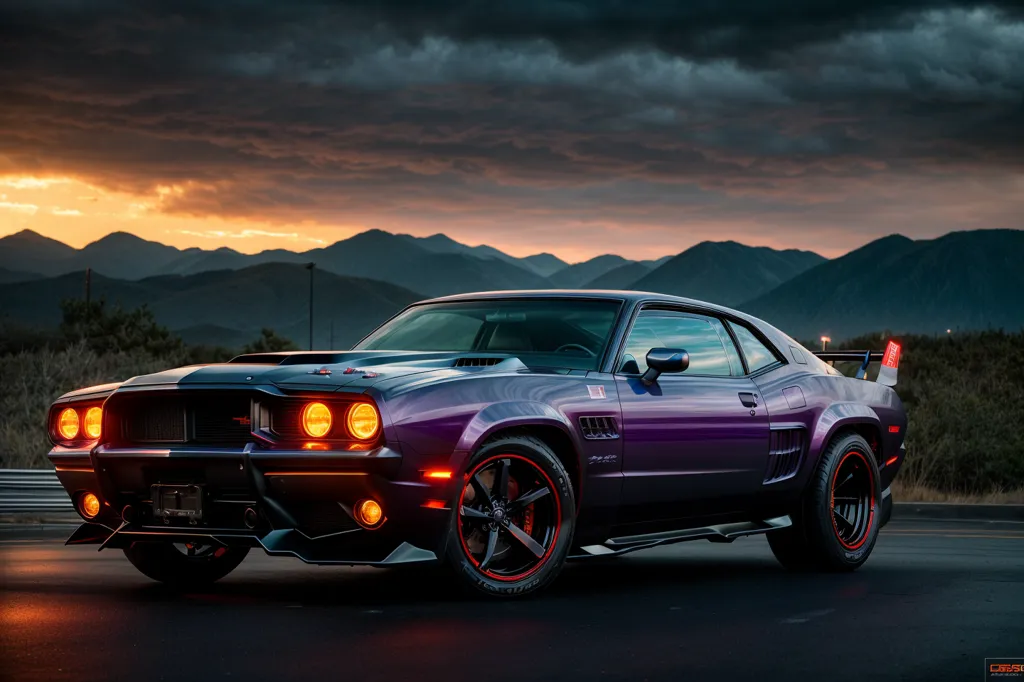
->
{"left": 445, "top": 434, "right": 575, "bottom": 597}
{"left": 768, "top": 432, "right": 882, "bottom": 572}
{"left": 123, "top": 542, "right": 250, "bottom": 587}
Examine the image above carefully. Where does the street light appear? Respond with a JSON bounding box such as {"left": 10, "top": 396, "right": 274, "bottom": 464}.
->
{"left": 305, "top": 262, "right": 315, "bottom": 350}
{"left": 820, "top": 335, "right": 831, "bottom": 351}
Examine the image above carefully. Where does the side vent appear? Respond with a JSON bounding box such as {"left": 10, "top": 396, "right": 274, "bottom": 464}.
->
{"left": 579, "top": 416, "right": 619, "bottom": 440}
{"left": 764, "top": 428, "right": 805, "bottom": 483}
{"left": 454, "top": 357, "right": 504, "bottom": 368}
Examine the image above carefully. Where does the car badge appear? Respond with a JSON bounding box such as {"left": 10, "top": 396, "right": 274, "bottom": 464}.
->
{"left": 308, "top": 367, "right": 332, "bottom": 376}
{"left": 587, "top": 385, "right": 606, "bottom": 399}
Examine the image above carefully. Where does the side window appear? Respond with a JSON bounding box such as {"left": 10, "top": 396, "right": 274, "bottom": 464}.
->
{"left": 729, "top": 322, "right": 779, "bottom": 372}
{"left": 619, "top": 312, "right": 736, "bottom": 377}
{"left": 710, "top": 318, "right": 745, "bottom": 376}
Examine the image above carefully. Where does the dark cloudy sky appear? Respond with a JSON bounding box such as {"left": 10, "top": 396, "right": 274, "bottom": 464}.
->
{"left": 1, "top": 1, "right": 1022, "bottom": 260}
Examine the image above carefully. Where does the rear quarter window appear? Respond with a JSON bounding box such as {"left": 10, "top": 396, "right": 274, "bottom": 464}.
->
{"left": 729, "top": 322, "right": 779, "bottom": 372}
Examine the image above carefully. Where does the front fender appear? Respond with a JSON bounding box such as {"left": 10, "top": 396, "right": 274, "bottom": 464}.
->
{"left": 454, "top": 400, "right": 576, "bottom": 455}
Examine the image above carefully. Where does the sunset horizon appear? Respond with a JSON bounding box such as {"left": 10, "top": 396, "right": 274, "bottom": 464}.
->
{"left": 1, "top": 172, "right": 1014, "bottom": 263}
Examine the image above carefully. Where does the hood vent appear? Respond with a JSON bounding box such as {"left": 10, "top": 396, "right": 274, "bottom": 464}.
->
{"left": 579, "top": 416, "right": 619, "bottom": 440}
{"left": 454, "top": 357, "right": 504, "bottom": 368}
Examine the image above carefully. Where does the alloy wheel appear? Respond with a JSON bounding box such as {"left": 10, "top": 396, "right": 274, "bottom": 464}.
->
{"left": 457, "top": 454, "right": 561, "bottom": 581}
{"left": 830, "top": 450, "right": 876, "bottom": 550}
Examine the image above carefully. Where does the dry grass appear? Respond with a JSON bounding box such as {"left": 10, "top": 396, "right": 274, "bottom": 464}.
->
{"left": 0, "top": 343, "right": 188, "bottom": 468}
{"left": 891, "top": 480, "right": 1024, "bottom": 504}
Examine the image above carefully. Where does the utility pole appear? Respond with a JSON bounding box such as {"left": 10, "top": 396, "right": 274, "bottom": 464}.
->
{"left": 306, "top": 262, "right": 315, "bottom": 350}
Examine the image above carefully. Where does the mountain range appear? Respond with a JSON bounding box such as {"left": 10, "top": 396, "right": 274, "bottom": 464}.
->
{"left": 0, "top": 228, "right": 1021, "bottom": 347}
{"left": 743, "top": 229, "right": 1024, "bottom": 339}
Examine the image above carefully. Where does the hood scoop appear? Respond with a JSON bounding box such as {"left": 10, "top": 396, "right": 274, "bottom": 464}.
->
{"left": 453, "top": 357, "right": 504, "bottom": 368}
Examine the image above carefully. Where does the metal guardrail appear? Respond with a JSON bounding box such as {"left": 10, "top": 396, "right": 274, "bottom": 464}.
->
{"left": 0, "top": 469, "right": 73, "bottom": 513}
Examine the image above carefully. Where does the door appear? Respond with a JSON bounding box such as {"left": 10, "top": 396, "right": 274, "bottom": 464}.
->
{"left": 615, "top": 309, "right": 771, "bottom": 520}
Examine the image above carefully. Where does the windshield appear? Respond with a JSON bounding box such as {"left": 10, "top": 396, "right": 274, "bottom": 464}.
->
{"left": 355, "top": 299, "right": 623, "bottom": 370}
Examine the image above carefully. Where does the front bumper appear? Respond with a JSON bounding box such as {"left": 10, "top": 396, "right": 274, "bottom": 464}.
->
{"left": 49, "top": 443, "right": 454, "bottom": 565}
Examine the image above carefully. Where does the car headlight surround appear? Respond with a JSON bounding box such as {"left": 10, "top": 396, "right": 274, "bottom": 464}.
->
{"left": 57, "top": 408, "right": 80, "bottom": 440}
{"left": 301, "top": 401, "right": 333, "bottom": 438}
{"left": 347, "top": 403, "right": 380, "bottom": 440}
{"left": 83, "top": 406, "right": 103, "bottom": 439}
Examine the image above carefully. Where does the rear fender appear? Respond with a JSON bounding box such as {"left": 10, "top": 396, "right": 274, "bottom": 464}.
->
{"left": 811, "top": 402, "right": 882, "bottom": 465}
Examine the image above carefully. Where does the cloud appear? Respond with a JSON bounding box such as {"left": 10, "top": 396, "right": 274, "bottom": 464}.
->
{"left": 0, "top": 1, "right": 1021, "bottom": 257}
{"left": 176, "top": 228, "right": 325, "bottom": 243}
{"left": 0, "top": 201, "right": 38, "bottom": 215}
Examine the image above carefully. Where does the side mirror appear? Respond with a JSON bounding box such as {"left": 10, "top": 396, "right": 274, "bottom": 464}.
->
{"left": 641, "top": 348, "right": 689, "bottom": 386}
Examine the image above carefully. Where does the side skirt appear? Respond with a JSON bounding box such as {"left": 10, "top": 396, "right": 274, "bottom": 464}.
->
{"left": 569, "top": 515, "right": 792, "bottom": 559}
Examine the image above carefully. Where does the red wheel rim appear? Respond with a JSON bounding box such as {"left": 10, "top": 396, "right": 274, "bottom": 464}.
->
{"left": 830, "top": 450, "right": 876, "bottom": 550}
{"left": 457, "top": 454, "right": 561, "bottom": 582}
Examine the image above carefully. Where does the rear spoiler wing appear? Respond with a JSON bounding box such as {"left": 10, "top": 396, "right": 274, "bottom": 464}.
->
{"left": 812, "top": 340, "right": 901, "bottom": 387}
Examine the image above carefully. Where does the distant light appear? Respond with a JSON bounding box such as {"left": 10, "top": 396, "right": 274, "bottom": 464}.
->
{"left": 820, "top": 336, "right": 832, "bottom": 343}
{"left": 946, "top": 329, "right": 952, "bottom": 334}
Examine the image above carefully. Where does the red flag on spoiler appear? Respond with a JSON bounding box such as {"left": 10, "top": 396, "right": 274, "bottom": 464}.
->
{"left": 877, "top": 340, "right": 901, "bottom": 386}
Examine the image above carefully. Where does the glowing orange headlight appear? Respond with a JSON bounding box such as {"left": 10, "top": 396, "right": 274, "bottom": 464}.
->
{"left": 301, "top": 402, "right": 333, "bottom": 438}
{"left": 57, "top": 408, "right": 80, "bottom": 440}
{"left": 347, "top": 403, "right": 380, "bottom": 440}
{"left": 83, "top": 406, "right": 103, "bottom": 439}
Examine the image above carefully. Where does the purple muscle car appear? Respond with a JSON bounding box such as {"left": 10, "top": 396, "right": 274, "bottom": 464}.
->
{"left": 47, "top": 291, "right": 906, "bottom": 596}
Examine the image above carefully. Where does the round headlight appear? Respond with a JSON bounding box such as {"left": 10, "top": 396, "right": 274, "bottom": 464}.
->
{"left": 301, "top": 402, "right": 333, "bottom": 438}
{"left": 79, "top": 492, "right": 101, "bottom": 519}
{"left": 57, "top": 408, "right": 80, "bottom": 440}
{"left": 355, "top": 499, "right": 384, "bottom": 527}
{"left": 84, "top": 406, "right": 103, "bottom": 439}
{"left": 347, "top": 403, "right": 380, "bottom": 440}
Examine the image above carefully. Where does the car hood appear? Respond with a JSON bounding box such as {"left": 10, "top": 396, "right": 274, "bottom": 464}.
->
{"left": 117, "top": 351, "right": 533, "bottom": 392}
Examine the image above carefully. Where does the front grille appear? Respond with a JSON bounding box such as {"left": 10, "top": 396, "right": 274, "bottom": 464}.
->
{"left": 579, "top": 416, "right": 619, "bottom": 440}
{"left": 119, "top": 393, "right": 253, "bottom": 448}
{"left": 124, "top": 400, "right": 186, "bottom": 443}
{"left": 192, "top": 396, "right": 252, "bottom": 446}
{"left": 764, "top": 428, "right": 805, "bottom": 483}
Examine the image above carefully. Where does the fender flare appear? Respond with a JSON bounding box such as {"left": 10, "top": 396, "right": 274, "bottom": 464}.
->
{"left": 810, "top": 401, "right": 883, "bottom": 466}
{"left": 448, "top": 400, "right": 586, "bottom": 481}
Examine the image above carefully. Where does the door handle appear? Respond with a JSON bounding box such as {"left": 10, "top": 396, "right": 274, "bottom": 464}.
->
{"left": 738, "top": 392, "right": 758, "bottom": 408}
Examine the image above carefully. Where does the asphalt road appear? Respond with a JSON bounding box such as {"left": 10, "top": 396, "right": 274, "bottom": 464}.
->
{"left": 2, "top": 518, "right": 1022, "bottom": 682}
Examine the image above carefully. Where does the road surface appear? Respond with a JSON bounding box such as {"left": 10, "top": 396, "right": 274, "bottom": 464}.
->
{"left": 2, "top": 518, "right": 1021, "bottom": 682}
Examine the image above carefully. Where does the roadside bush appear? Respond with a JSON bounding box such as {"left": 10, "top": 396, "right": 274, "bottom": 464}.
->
{"left": 0, "top": 343, "right": 190, "bottom": 468}
{"left": 60, "top": 298, "right": 183, "bottom": 356}
{"left": 837, "top": 331, "right": 1024, "bottom": 494}
{"left": 243, "top": 328, "right": 298, "bottom": 354}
